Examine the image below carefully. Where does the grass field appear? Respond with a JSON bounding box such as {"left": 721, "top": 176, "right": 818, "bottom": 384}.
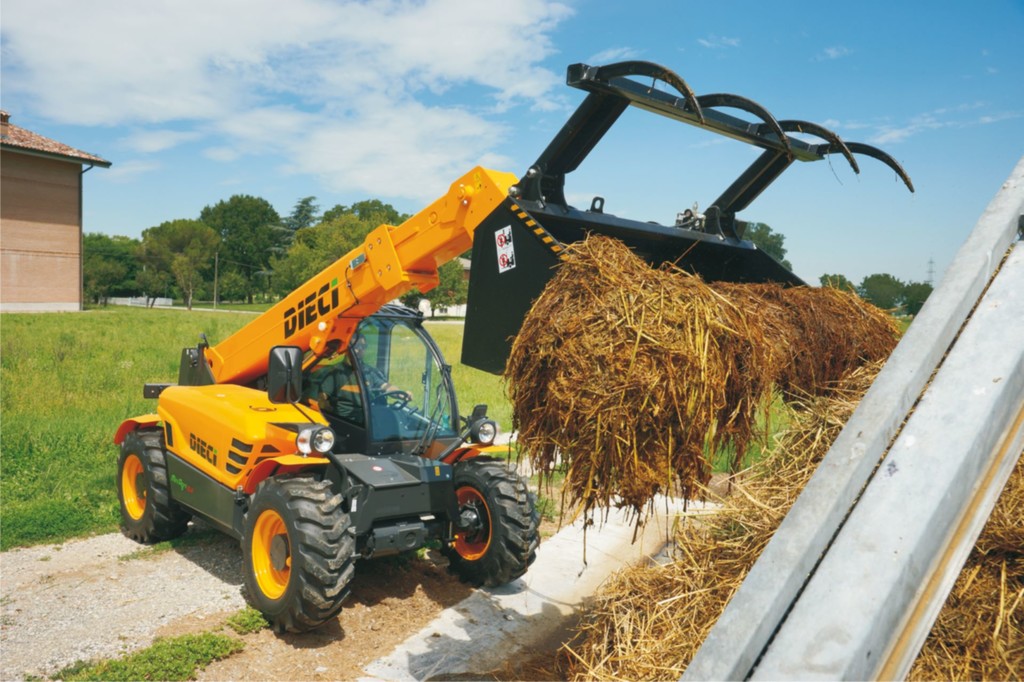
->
{"left": 0, "top": 307, "right": 511, "bottom": 550}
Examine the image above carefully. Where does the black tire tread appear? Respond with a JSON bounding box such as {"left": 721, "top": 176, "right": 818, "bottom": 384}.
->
{"left": 243, "top": 475, "right": 355, "bottom": 633}
{"left": 443, "top": 458, "right": 540, "bottom": 587}
{"left": 118, "top": 428, "right": 191, "bottom": 543}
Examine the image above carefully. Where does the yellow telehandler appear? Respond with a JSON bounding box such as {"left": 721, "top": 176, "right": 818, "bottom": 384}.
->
{"left": 114, "top": 61, "right": 911, "bottom": 632}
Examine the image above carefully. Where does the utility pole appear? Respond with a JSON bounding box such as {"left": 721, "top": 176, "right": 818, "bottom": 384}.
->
{"left": 213, "top": 251, "right": 219, "bottom": 310}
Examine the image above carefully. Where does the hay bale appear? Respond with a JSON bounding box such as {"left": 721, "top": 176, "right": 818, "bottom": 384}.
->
{"left": 551, "top": 359, "right": 1022, "bottom": 681}
{"left": 506, "top": 234, "right": 898, "bottom": 518}
{"left": 909, "top": 451, "right": 1023, "bottom": 680}
{"left": 556, "top": 362, "right": 880, "bottom": 681}
{"left": 506, "top": 235, "right": 749, "bottom": 516}
{"left": 713, "top": 282, "right": 900, "bottom": 398}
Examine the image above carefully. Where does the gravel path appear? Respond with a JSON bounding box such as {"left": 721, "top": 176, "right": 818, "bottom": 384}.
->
{"left": 0, "top": 523, "right": 477, "bottom": 682}
{"left": 0, "top": 525, "right": 246, "bottom": 681}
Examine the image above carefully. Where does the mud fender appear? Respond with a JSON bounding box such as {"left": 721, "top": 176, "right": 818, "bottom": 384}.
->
{"left": 113, "top": 414, "right": 161, "bottom": 445}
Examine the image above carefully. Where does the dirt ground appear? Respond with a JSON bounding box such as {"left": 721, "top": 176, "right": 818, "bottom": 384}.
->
{"left": 0, "top": 524, "right": 466, "bottom": 681}
{"left": 1, "top": 511, "right": 565, "bottom": 682}
{"left": 194, "top": 550, "right": 476, "bottom": 681}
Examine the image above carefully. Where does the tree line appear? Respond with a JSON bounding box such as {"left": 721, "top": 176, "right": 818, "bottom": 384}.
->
{"left": 84, "top": 206, "right": 930, "bottom": 316}
{"left": 746, "top": 222, "right": 933, "bottom": 315}
{"left": 83, "top": 195, "right": 467, "bottom": 312}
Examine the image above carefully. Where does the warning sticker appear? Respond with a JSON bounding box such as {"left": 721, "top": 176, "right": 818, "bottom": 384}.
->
{"left": 495, "top": 225, "right": 516, "bottom": 273}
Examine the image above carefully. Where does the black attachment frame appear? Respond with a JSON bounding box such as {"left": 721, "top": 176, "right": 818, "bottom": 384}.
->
{"left": 510, "top": 60, "right": 914, "bottom": 238}
{"left": 461, "top": 61, "right": 915, "bottom": 375}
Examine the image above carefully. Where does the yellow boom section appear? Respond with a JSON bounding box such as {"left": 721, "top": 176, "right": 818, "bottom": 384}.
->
{"left": 205, "top": 167, "right": 517, "bottom": 386}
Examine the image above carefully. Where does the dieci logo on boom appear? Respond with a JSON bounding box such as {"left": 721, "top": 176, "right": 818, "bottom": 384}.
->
{"left": 284, "top": 278, "right": 340, "bottom": 338}
{"left": 282, "top": 276, "right": 342, "bottom": 337}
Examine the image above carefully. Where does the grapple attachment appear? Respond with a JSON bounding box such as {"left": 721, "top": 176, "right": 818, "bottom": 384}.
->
{"left": 462, "top": 60, "right": 913, "bottom": 374}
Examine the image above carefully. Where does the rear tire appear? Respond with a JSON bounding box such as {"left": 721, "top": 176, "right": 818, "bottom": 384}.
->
{"left": 242, "top": 475, "right": 356, "bottom": 633}
{"left": 443, "top": 457, "right": 540, "bottom": 586}
{"left": 117, "top": 428, "right": 191, "bottom": 543}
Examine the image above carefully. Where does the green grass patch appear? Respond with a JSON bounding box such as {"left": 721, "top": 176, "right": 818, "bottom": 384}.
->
{"left": 0, "top": 309, "right": 510, "bottom": 550}
{"left": 0, "top": 308, "right": 255, "bottom": 550}
{"left": 56, "top": 633, "right": 243, "bottom": 681}
{"left": 424, "top": 321, "right": 512, "bottom": 430}
{"left": 186, "top": 301, "right": 273, "bottom": 313}
{"left": 225, "top": 607, "right": 269, "bottom": 635}
{"left": 531, "top": 472, "right": 564, "bottom": 525}
{"left": 708, "top": 392, "right": 793, "bottom": 474}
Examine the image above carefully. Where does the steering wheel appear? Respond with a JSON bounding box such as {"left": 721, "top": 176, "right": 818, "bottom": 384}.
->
{"left": 310, "top": 368, "right": 349, "bottom": 411}
{"left": 378, "top": 390, "right": 412, "bottom": 409}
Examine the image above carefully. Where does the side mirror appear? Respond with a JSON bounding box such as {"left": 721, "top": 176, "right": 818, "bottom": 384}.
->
{"left": 267, "top": 346, "right": 303, "bottom": 404}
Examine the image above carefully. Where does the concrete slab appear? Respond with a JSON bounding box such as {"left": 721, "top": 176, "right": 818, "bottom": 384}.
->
{"left": 685, "top": 155, "right": 1024, "bottom": 681}
{"left": 360, "top": 497, "right": 695, "bottom": 681}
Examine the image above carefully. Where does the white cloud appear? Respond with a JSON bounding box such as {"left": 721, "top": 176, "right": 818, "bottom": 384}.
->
{"left": 213, "top": 106, "right": 318, "bottom": 154}
{"left": 288, "top": 97, "right": 514, "bottom": 203}
{"left": 586, "top": 47, "right": 642, "bottom": 64}
{"left": 121, "top": 130, "right": 202, "bottom": 153}
{"left": 101, "top": 159, "right": 162, "bottom": 182}
{"left": 1, "top": 0, "right": 326, "bottom": 125}
{"left": 697, "top": 35, "right": 741, "bottom": 49}
{"left": 815, "top": 45, "right": 852, "bottom": 61}
{"left": 978, "top": 111, "right": 1021, "bottom": 125}
{"left": 865, "top": 105, "right": 1021, "bottom": 145}
{"left": 1, "top": 0, "right": 573, "bottom": 200}
{"left": 203, "top": 147, "right": 241, "bottom": 163}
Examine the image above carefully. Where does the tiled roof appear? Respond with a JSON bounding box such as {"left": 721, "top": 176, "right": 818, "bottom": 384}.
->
{"left": 0, "top": 110, "right": 111, "bottom": 167}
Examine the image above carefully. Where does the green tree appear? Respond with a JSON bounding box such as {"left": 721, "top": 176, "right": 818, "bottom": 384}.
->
{"left": 349, "top": 199, "right": 406, "bottom": 225}
{"left": 744, "top": 222, "right": 792, "bottom": 270}
{"left": 271, "top": 200, "right": 409, "bottom": 298}
{"left": 284, "top": 196, "right": 320, "bottom": 232}
{"left": 216, "top": 270, "right": 250, "bottom": 304}
{"left": 272, "top": 196, "right": 321, "bottom": 253}
{"left": 83, "top": 233, "right": 139, "bottom": 303}
{"left": 902, "top": 281, "right": 933, "bottom": 316}
{"left": 199, "top": 195, "right": 282, "bottom": 303}
{"left": 401, "top": 259, "right": 468, "bottom": 315}
{"left": 320, "top": 203, "right": 348, "bottom": 224}
{"left": 135, "top": 267, "right": 171, "bottom": 307}
{"left": 819, "top": 273, "right": 856, "bottom": 292}
{"left": 858, "top": 273, "right": 905, "bottom": 310}
{"left": 320, "top": 199, "right": 407, "bottom": 227}
{"left": 171, "top": 254, "right": 205, "bottom": 310}
{"left": 139, "top": 219, "right": 220, "bottom": 310}
{"left": 83, "top": 256, "right": 126, "bottom": 305}
{"left": 434, "top": 260, "right": 469, "bottom": 310}
{"left": 270, "top": 213, "right": 377, "bottom": 297}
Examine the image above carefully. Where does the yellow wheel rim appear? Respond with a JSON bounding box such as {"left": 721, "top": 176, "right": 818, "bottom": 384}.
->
{"left": 454, "top": 487, "right": 492, "bottom": 561}
{"left": 121, "top": 454, "right": 146, "bottom": 520}
{"left": 252, "top": 509, "right": 290, "bottom": 600}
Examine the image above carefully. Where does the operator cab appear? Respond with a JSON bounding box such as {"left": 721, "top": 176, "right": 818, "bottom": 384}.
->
{"left": 304, "top": 305, "right": 460, "bottom": 457}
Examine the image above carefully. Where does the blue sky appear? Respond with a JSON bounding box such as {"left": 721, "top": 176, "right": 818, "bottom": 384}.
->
{"left": 2, "top": 0, "right": 1021, "bottom": 285}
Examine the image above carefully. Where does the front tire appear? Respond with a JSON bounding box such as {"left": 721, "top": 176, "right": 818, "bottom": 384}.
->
{"left": 117, "top": 428, "right": 191, "bottom": 543}
{"left": 443, "top": 458, "right": 540, "bottom": 586}
{"left": 242, "top": 475, "right": 356, "bottom": 633}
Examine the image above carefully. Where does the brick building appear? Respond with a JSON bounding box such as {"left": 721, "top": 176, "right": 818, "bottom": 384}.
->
{"left": 1, "top": 110, "right": 110, "bottom": 311}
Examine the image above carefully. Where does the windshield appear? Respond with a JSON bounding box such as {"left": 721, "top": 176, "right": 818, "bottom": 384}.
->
{"left": 305, "top": 315, "right": 458, "bottom": 444}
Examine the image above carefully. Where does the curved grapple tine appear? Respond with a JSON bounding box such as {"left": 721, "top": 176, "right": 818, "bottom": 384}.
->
{"left": 832, "top": 142, "right": 915, "bottom": 193}
{"left": 697, "top": 93, "right": 792, "bottom": 156}
{"left": 778, "top": 119, "right": 859, "bottom": 174}
{"left": 595, "top": 60, "right": 704, "bottom": 123}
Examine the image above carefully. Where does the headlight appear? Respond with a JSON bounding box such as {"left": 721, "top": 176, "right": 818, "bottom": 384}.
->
{"left": 471, "top": 419, "right": 498, "bottom": 445}
{"left": 297, "top": 426, "right": 335, "bottom": 455}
